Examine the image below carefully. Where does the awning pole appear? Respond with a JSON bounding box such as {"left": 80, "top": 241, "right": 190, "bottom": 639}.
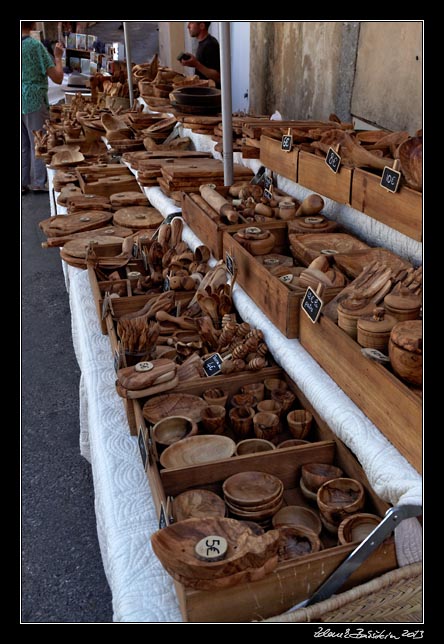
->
{"left": 123, "top": 22, "right": 135, "bottom": 107}
{"left": 219, "top": 22, "right": 233, "bottom": 185}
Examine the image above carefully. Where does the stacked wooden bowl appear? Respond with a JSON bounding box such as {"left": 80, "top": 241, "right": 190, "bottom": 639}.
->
{"left": 222, "top": 471, "right": 284, "bottom": 528}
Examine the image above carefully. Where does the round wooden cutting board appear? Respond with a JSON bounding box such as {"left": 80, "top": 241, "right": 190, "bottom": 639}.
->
{"left": 113, "top": 206, "right": 163, "bottom": 230}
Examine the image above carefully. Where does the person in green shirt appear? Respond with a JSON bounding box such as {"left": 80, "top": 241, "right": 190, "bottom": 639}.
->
{"left": 21, "top": 21, "right": 64, "bottom": 194}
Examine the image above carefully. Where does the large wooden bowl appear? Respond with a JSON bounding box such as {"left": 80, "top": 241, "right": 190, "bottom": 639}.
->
{"left": 150, "top": 517, "right": 280, "bottom": 589}
{"left": 152, "top": 415, "right": 198, "bottom": 447}
{"left": 173, "top": 489, "right": 227, "bottom": 522}
{"left": 272, "top": 505, "right": 322, "bottom": 535}
{"left": 159, "top": 435, "right": 236, "bottom": 469}
{"left": 143, "top": 393, "right": 207, "bottom": 424}
{"left": 223, "top": 471, "right": 284, "bottom": 507}
{"left": 301, "top": 463, "right": 344, "bottom": 493}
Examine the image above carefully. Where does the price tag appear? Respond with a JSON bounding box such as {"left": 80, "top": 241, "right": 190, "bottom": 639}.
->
{"left": 281, "top": 133, "right": 293, "bottom": 153}
{"left": 380, "top": 165, "right": 401, "bottom": 193}
{"left": 325, "top": 147, "right": 341, "bottom": 174}
{"left": 203, "top": 353, "right": 223, "bottom": 377}
{"left": 138, "top": 428, "right": 147, "bottom": 469}
{"left": 225, "top": 252, "right": 235, "bottom": 276}
{"left": 194, "top": 535, "right": 228, "bottom": 561}
{"left": 301, "top": 286, "right": 324, "bottom": 323}
{"left": 263, "top": 174, "right": 273, "bottom": 200}
{"left": 279, "top": 273, "right": 294, "bottom": 284}
{"left": 163, "top": 276, "right": 170, "bottom": 292}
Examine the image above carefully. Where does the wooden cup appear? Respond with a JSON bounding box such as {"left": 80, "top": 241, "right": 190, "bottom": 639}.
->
{"left": 287, "top": 409, "right": 313, "bottom": 439}
{"left": 200, "top": 405, "right": 227, "bottom": 435}
{"left": 228, "top": 406, "right": 255, "bottom": 439}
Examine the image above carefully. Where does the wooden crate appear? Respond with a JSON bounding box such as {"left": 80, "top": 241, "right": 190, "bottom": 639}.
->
{"left": 76, "top": 164, "right": 141, "bottom": 197}
{"left": 181, "top": 189, "right": 288, "bottom": 260}
{"left": 133, "top": 371, "right": 398, "bottom": 622}
{"left": 351, "top": 168, "right": 422, "bottom": 242}
{"left": 298, "top": 150, "right": 353, "bottom": 205}
{"left": 299, "top": 312, "right": 422, "bottom": 473}
{"left": 259, "top": 135, "right": 298, "bottom": 182}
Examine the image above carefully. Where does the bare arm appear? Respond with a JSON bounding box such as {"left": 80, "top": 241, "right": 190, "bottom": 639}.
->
{"left": 181, "top": 54, "right": 220, "bottom": 85}
{"left": 46, "top": 42, "right": 64, "bottom": 85}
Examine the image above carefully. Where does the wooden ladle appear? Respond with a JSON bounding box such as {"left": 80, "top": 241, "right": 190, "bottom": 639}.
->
{"left": 295, "top": 194, "right": 325, "bottom": 217}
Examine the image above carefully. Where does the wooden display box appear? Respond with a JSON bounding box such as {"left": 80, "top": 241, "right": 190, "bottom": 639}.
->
{"left": 259, "top": 135, "right": 298, "bottom": 182}
{"left": 351, "top": 168, "right": 422, "bottom": 242}
{"left": 299, "top": 312, "right": 422, "bottom": 473}
{"left": 181, "top": 188, "right": 288, "bottom": 260}
{"left": 298, "top": 150, "right": 353, "bottom": 205}
{"left": 133, "top": 372, "right": 398, "bottom": 623}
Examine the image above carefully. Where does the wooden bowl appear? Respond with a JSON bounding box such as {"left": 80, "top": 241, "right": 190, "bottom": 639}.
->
{"left": 231, "top": 393, "right": 257, "bottom": 408}
{"left": 159, "top": 435, "right": 236, "bottom": 469}
{"left": 301, "top": 463, "right": 344, "bottom": 493}
{"left": 152, "top": 415, "right": 198, "bottom": 447}
{"left": 286, "top": 409, "right": 313, "bottom": 439}
{"left": 241, "top": 382, "right": 265, "bottom": 403}
{"left": 271, "top": 388, "right": 296, "bottom": 414}
{"left": 337, "top": 513, "right": 382, "bottom": 545}
{"left": 256, "top": 399, "right": 283, "bottom": 417}
{"left": 277, "top": 439, "right": 310, "bottom": 449}
{"left": 173, "top": 489, "right": 226, "bottom": 522}
{"left": 263, "top": 378, "right": 288, "bottom": 397}
{"left": 202, "top": 388, "right": 229, "bottom": 407}
{"left": 253, "top": 412, "right": 280, "bottom": 441}
{"left": 223, "top": 471, "right": 284, "bottom": 507}
{"left": 235, "top": 438, "right": 276, "bottom": 456}
{"left": 272, "top": 505, "right": 322, "bottom": 535}
{"left": 150, "top": 517, "right": 280, "bottom": 589}
{"left": 317, "top": 478, "right": 365, "bottom": 530}
{"left": 225, "top": 497, "right": 284, "bottom": 521}
{"left": 277, "top": 526, "right": 322, "bottom": 561}
{"left": 143, "top": 393, "right": 207, "bottom": 424}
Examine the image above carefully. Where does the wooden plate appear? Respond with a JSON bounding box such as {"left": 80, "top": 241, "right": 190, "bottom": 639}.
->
{"left": 143, "top": 392, "right": 207, "bottom": 424}
{"left": 223, "top": 471, "right": 284, "bottom": 507}
{"left": 159, "top": 435, "right": 236, "bottom": 469}
{"left": 173, "top": 489, "right": 227, "bottom": 522}
{"left": 113, "top": 206, "right": 163, "bottom": 230}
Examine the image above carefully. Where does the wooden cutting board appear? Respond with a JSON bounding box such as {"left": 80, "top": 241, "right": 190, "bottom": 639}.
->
{"left": 113, "top": 206, "right": 164, "bottom": 230}
{"left": 39, "top": 211, "right": 114, "bottom": 237}
{"left": 289, "top": 233, "right": 370, "bottom": 266}
{"left": 110, "top": 191, "right": 148, "bottom": 208}
{"left": 81, "top": 174, "right": 141, "bottom": 198}
{"left": 333, "top": 248, "right": 412, "bottom": 278}
{"left": 57, "top": 184, "right": 83, "bottom": 205}
{"left": 42, "top": 224, "right": 134, "bottom": 248}
{"left": 67, "top": 194, "right": 112, "bottom": 212}
{"left": 63, "top": 236, "right": 124, "bottom": 259}
{"left": 161, "top": 159, "right": 253, "bottom": 179}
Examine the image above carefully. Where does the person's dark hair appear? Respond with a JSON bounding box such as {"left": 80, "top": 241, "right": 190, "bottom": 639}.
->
{"left": 22, "top": 21, "right": 36, "bottom": 30}
{"left": 203, "top": 22, "right": 211, "bottom": 29}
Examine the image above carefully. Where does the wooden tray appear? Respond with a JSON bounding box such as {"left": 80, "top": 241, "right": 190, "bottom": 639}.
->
{"left": 133, "top": 371, "right": 397, "bottom": 622}
{"left": 288, "top": 232, "right": 370, "bottom": 266}
{"left": 298, "top": 150, "right": 353, "bottom": 205}
{"left": 181, "top": 188, "right": 288, "bottom": 260}
{"left": 299, "top": 312, "right": 422, "bottom": 473}
{"left": 351, "top": 168, "right": 422, "bottom": 242}
{"left": 260, "top": 135, "right": 298, "bottom": 182}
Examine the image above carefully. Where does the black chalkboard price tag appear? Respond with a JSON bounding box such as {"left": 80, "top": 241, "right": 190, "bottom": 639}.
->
{"left": 225, "top": 252, "right": 235, "bottom": 276}
{"left": 159, "top": 502, "right": 169, "bottom": 529}
{"left": 281, "top": 129, "right": 293, "bottom": 153}
{"left": 380, "top": 165, "right": 401, "bottom": 193}
{"left": 138, "top": 428, "right": 147, "bottom": 469}
{"left": 325, "top": 147, "right": 341, "bottom": 174}
{"left": 263, "top": 174, "right": 273, "bottom": 200}
{"left": 301, "top": 286, "right": 324, "bottom": 323}
{"left": 203, "top": 353, "right": 223, "bottom": 377}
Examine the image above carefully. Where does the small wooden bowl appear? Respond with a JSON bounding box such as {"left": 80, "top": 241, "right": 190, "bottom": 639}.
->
{"left": 277, "top": 526, "right": 322, "bottom": 561}
{"left": 277, "top": 439, "right": 310, "bottom": 449}
{"left": 231, "top": 393, "right": 257, "bottom": 409}
{"left": 235, "top": 438, "right": 276, "bottom": 456}
{"left": 264, "top": 378, "right": 288, "bottom": 398}
{"left": 337, "top": 513, "right": 382, "bottom": 545}
{"left": 317, "top": 478, "right": 365, "bottom": 531}
{"left": 272, "top": 505, "right": 322, "bottom": 535}
{"left": 253, "top": 412, "right": 280, "bottom": 441}
{"left": 223, "top": 471, "right": 284, "bottom": 508}
{"left": 173, "top": 489, "right": 227, "bottom": 522}
{"left": 271, "top": 389, "right": 296, "bottom": 414}
{"left": 256, "top": 399, "right": 283, "bottom": 417}
{"left": 301, "top": 463, "right": 344, "bottom": 493}
{"left": 152, "top": 415, "right": 198, "bottom": 447}
{"left": 202, "top": 388, "right": 229, "bottom": 407}
{"left": 241, "top": 382, "right": 265, "bottom": 403}
{"left": 160, "top": 435, "right": 236, "bottom": 469}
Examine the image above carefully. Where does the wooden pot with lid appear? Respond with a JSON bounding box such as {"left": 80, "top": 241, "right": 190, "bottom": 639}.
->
{"left": 287, "top": 215, "right": 340, "bottom": 235}
{"left": 357, "top": 307, "right": 398, "bottom": 353}
{"left": 383, "top": 287, "right": 422, "bottom": 322}
{"left": 388, "top": 320, "right": 422, "bottom": 386}
{"left": 337, "top": 298, "right": 375, "bottom": 340}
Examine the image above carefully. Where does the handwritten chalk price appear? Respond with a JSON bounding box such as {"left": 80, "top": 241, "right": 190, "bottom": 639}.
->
{"left": 263, "top": 174, "right": 273, "bottom": 200}
{"left": 281, "top": 133, "right": 293, "bottom": 153}
{"left": 301, "top": 286, "right": 324, "bottom": 323}
{"left": 325, "top": 147, "right": 341, "bottom": 174}
{"left": 203, "top": 353, "right": 223, "bottom": 377}
{"left": 225, "top": 252, "right": 235, "bottom": 276}
{"left": 380, "top": 165, "right": 401, "bottom": 193}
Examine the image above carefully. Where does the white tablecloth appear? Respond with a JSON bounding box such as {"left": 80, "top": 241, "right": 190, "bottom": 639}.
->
{"left": 46, "top": 127, "right": 422, "bottom": 622}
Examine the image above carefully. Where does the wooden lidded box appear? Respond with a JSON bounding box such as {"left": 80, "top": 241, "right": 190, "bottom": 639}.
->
{"left": 299, "top": 312, "right": 422, "bottom": 473}
{"left": 181, "top": 187, "right": 288, "bottom": 260}
{"left": 297, "top": 150, "right": 353, "bottom": 205}
{"left": 351, "top": 168, "right": 422, "bottom": 242}
{"left": 259, "top": 135, "right": 299, "bottom": 182}
{"left": 133, "top": 371, "right": 398, "bottom": 622}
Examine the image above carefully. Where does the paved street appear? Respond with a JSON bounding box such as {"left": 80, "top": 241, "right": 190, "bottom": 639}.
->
{"left": 21, "top": 20, "right": 159, "bottom": 623}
